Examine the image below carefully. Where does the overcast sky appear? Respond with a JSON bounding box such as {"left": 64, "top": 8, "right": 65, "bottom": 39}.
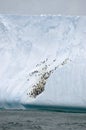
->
{"left": 0, "top": 0, "right": 86, "bottom": 15}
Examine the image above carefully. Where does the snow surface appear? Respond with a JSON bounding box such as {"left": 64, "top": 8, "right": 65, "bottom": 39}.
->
{"left": 0, "top": 15, "right": 86, "bottom": 109}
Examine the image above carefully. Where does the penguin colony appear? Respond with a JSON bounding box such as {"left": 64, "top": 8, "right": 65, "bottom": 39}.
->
{"left": 27, "top": 58, "right": 70, "bottom": 98}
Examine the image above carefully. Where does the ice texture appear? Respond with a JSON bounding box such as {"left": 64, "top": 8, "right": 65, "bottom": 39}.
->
{"left": 0, "top": 15, "right": 86, "bottom": 109}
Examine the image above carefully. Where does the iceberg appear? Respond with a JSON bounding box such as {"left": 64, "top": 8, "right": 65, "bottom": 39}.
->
{"left": 0, "top": 15, "right": 86, "bottom": 111}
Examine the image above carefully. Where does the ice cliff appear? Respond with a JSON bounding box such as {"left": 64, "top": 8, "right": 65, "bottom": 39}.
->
{"left": 0, "top": 15, "right": 86, "bottom": 109}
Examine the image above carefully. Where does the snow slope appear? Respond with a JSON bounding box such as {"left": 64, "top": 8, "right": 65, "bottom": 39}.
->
{"left": 0, "top": 15, "right": 86, "bottom": 109}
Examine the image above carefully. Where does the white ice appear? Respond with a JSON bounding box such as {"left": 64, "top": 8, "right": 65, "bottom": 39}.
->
{"left": 0, "top": 15, "right": 86, "bottom": 109}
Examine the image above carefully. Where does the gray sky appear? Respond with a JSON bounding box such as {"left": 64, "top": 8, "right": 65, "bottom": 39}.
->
{"left": 0, "top": 0, "right": 86, "bottom": 15}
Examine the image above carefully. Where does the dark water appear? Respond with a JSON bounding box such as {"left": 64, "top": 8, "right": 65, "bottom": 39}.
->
{"left": 0, "top": 110, "right": 86, "bottom": 130}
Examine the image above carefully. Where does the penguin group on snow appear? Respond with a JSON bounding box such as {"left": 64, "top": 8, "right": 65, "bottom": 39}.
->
{"left": 27, "top": 58, "right": 70, "bottom": 98}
